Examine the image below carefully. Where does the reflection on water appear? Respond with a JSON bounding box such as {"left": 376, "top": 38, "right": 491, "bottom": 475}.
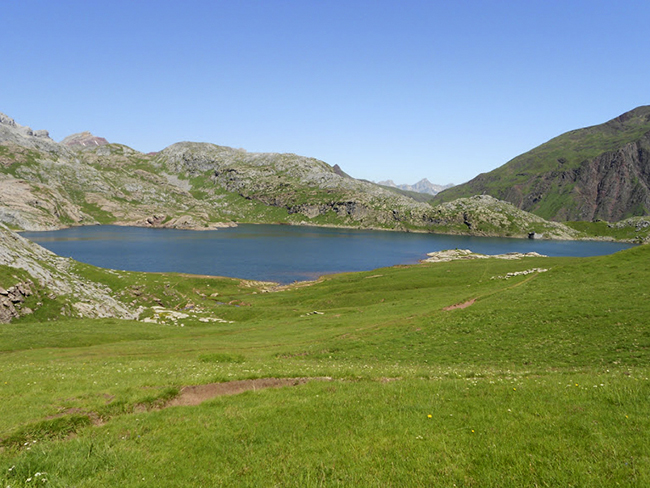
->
{"left": 22, "top": 224, "right": 635, "bottom": 284}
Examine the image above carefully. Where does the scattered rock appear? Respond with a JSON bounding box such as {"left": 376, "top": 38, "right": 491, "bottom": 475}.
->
{"left": 0, "top": 279, "right": 35, "bottom": 323}
{"left": 492, "top": 268, "right": 549, "bottom": 280}
{"left": 422, "top": 249, "right": 547, "bottom": 263}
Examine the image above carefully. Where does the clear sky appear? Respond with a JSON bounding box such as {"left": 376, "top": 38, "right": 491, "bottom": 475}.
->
{"left": 2, "top": 1, "right": 649, "bottom": 185}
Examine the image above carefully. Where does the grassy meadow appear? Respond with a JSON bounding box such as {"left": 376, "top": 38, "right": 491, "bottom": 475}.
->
{"left": 1, "top": 245, "right": 649, "bottom": 486}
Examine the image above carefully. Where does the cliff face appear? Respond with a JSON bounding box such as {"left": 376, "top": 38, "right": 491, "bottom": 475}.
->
{"left": 572, "top": 137, "right": 650, "bottom": 221}
{"left": 513, "top": 135, "right": 650, "bottom": 221}
{"left": 435, "top": 106, "right": 650, "bottom": 221}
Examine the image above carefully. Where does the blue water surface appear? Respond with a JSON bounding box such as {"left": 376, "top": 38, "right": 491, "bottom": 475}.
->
{"left": 22, "top": 224, "right": 635, "bottom": 284}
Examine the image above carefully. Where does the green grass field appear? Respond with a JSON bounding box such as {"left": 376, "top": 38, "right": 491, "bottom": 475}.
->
{"left": 1, "top": 245, "right": 649, "bottom": 486}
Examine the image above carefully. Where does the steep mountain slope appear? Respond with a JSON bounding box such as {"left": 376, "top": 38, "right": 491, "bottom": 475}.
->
{"left": 0, "top": 111, "right": 578, "bottom": 239}
{"left": 434, "top": 106, "right": 650, "bottom": 221}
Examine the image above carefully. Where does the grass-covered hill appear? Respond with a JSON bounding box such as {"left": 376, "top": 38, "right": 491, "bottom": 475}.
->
{"left": 0, "top": 223, "right": 648, "bottom": 486}
{"left": 434, "top": 106, "right": 650, "bottom": 222}
{"left": 0, "top": 111, "right": 582, "bottom": 239}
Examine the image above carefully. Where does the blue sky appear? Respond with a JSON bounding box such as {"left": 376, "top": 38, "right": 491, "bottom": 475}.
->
{"left": 2, "top": 1, "right": 649, "bottom": 184}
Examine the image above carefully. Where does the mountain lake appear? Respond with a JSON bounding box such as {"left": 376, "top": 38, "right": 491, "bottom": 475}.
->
{"left": 22, "top": 224, "right": 635, "bottom": 284}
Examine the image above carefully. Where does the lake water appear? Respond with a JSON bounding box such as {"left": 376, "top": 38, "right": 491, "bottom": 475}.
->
{"left": 22, "top": 224, "right": 634, "bottom": 284}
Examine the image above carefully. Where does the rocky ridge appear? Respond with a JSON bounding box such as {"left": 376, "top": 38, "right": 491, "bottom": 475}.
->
{"left": 153, "top": 141, "right": 443, "bottom": 230}
{"left": 0, "top": 279, "right": 35, "bottom": 323}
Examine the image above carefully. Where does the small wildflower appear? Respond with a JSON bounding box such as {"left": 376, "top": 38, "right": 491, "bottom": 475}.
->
{"left": 427, "top": 414, "right": 432, "bottom": 418}
{"left": 471, "top": 429, "right": 475, "bottom": 433}
{"left": 513, "top": 388, "right": 516, "bottom": 391}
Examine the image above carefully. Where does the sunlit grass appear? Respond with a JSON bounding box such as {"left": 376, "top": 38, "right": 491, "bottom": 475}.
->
{"left": 1, "top": 245, "right": 649, "bottom": 486}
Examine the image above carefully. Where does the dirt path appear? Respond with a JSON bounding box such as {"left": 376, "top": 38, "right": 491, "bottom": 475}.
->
{"left": 442, "top": 298, "right": 476, "bottom": 311}
{"left": 166, "top": 377, "right": 331, "bottom": 407}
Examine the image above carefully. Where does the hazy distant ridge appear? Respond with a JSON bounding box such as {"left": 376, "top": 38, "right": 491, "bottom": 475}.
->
{"left": 377, "top": 178, "right": 454, "bottom": 196}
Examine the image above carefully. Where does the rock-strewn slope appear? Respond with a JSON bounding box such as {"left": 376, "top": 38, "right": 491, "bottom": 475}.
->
{"left": 0, "top": 224, "right": 139, "bottom": 322}
{"left": 153, "top": 142, "right": 440, "bottom": 229}
{"left": 424, "top": 195, "right": 579, "bottom": 239}
{"left": 434, "top": 106, "right": 650, "bottom": 222}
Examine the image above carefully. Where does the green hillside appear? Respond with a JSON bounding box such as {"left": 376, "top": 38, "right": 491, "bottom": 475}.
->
{"left": 434, "top": 106, "right": 650, "bottom": 221}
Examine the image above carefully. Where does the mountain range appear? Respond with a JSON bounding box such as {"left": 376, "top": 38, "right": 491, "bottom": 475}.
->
{"left": 376, "top": 178, "right": 454, "bottom": 196}
{"left": 1, "top": 108, "right": 649, "bottom": 241}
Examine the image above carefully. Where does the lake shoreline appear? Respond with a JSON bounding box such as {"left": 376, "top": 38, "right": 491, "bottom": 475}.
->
{"left": 15, "top": 219, "right": 646, "bottom": 244}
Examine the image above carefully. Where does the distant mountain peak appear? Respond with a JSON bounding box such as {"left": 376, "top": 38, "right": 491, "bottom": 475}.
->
{"left": 377, "top": 178, "right": 454, "bottom": 196}
{"left": 332, "top": 164, "right": 351, "bottom": 178}
{"left": 61, "top": 131, "right": 108, "bottom": 147}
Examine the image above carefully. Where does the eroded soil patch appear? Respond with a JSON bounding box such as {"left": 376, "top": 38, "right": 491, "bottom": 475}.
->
{"left": 166, "top": 377, "right": 331, "bottom": 407}
{"left": 443, "top": 298, "right": 476, "bottom": 311}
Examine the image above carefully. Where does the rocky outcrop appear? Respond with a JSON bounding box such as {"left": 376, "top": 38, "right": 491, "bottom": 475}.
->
{"left": 0, "top": 279, "right": 35, "bottom": 323}
{"left": 0, "top": 224, "right": 139, "bottom": 321}
{"left": 422, "top": 248, "right": 547, "bottom": 263}
{"left": 134, "top": 214, "right": 237, "bottom": 230}
{"left": 0, "top": 112, "right": 61, "bottom": 154}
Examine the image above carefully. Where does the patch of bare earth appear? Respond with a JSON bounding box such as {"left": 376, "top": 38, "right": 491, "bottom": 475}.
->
{"left": 443, "top": 298, "right": 476, "bottom": 311}
{"left": 166, "top": 377, "right": 331, "bottom": 407}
